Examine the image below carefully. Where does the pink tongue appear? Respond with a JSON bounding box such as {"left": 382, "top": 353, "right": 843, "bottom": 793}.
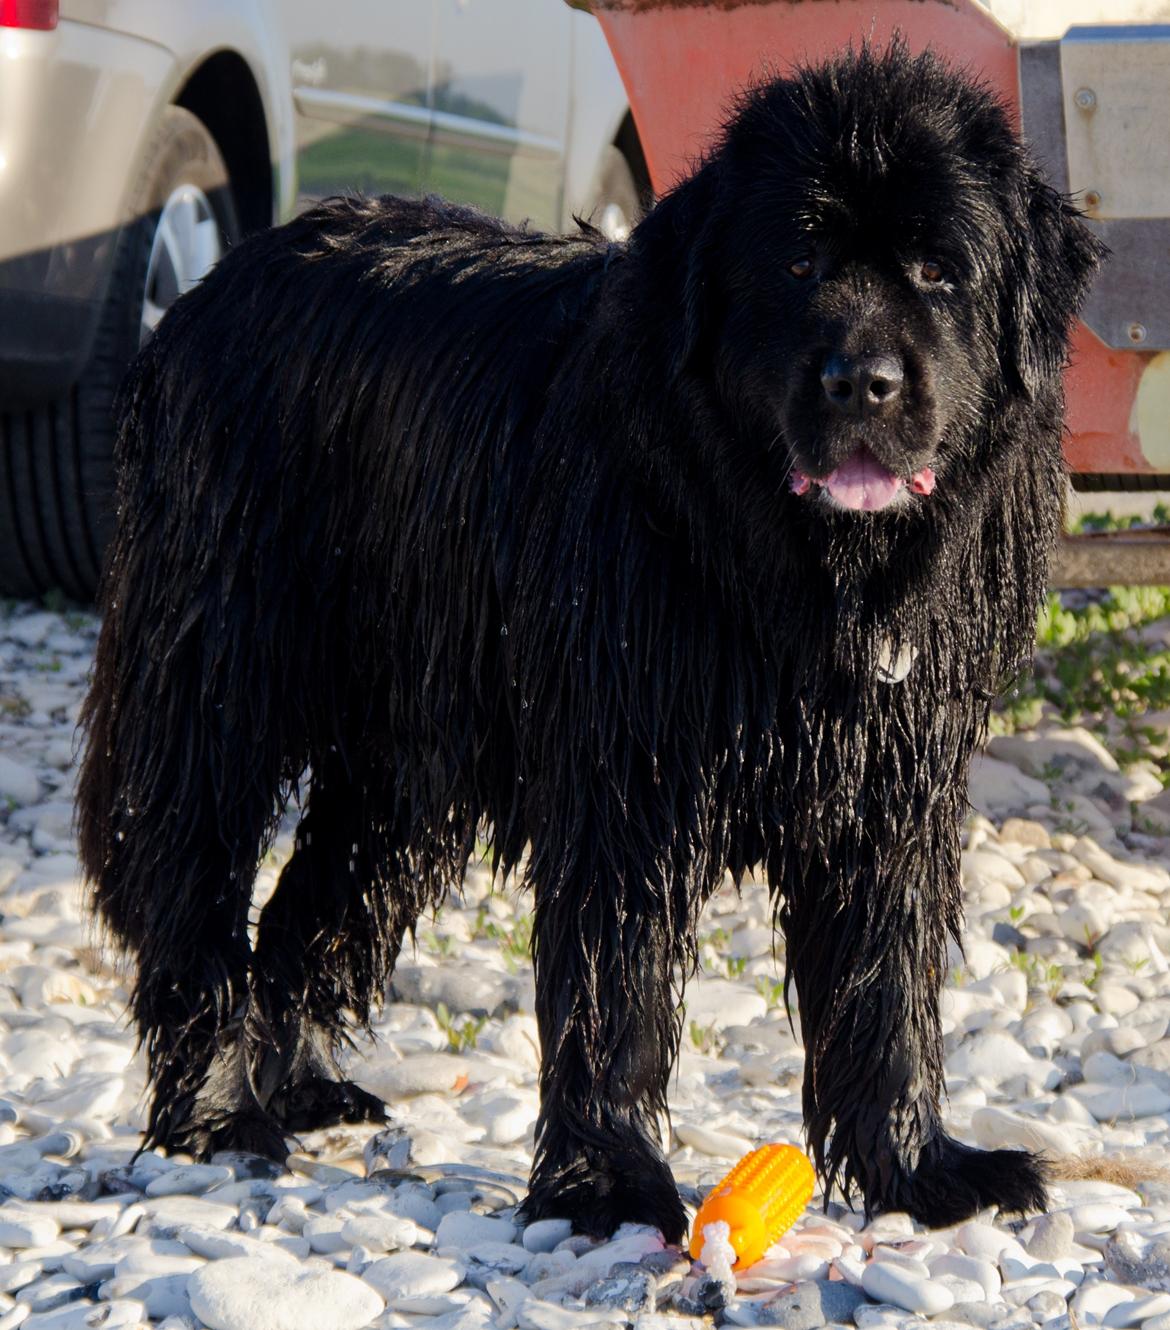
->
{"left": 826, "top": 450, "right": 904, "bottom": 511}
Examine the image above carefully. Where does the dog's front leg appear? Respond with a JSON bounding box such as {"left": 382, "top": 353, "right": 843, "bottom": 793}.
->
{"left": 777, "top": 818, "right": 1048, "bottom": 1227}
{"left": 518, "top": 816, "right": 691, "bottom": 1243}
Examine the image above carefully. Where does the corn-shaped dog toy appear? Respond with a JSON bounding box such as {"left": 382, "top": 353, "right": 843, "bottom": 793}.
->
{"left": 688, "top": 1143, "right": 816, "bottom": 1270}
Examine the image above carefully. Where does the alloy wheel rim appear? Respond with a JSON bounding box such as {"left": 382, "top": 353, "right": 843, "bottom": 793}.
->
{"left": 598, "top": 201, "right": 632, "bottom": 242}
{"left": 140, "top": 184, "right": 223, "bottom": 345}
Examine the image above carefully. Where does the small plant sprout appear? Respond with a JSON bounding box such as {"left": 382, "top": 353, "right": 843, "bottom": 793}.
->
{"left": 689, "top": 1021, "right": 722, "bottom": 1055}
{"left": 423, "top": 931, "right": 456, "bottom": 960}
{"left": 435, "top": 1001, "right": 487, "bottom": 1052}
{"left": 1007, "top": 950, "right": 1065, "bottom": 1002}
{"left": 479, "top": 913, "right": 533, "bottom": 974}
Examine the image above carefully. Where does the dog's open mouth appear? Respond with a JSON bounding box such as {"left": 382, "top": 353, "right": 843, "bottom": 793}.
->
{"left": 790, "top": 447, "right": 936, "bottom": 512}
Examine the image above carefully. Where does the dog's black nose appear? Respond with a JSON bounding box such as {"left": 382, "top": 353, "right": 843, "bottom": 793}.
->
{"left": 820, "top": 354, "right": 904, "bottom": 416}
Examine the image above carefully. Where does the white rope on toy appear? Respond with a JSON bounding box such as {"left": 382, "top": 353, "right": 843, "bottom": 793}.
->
{"left": 698, "top": 1218, "right": 738, "bottom": 1294}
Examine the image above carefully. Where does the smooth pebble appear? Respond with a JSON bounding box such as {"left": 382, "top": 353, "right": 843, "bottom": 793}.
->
{"left": 190, "top": 1256, "right": 385, "bottom": 1330}
{"left": 362, "top": 1250, "right": 465, "bottom": 1305}
{"left": 861, "top": 1259, "right": 954, "bottom": 1314}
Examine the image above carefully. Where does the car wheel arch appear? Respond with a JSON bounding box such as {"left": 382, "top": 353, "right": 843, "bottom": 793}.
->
{"left": 175, "top": 48, "right": 273, "bottom": 234}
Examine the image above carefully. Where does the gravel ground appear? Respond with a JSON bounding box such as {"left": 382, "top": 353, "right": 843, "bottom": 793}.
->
{"left": 4, "top": 600, "right": 1170, "bottom": 1330}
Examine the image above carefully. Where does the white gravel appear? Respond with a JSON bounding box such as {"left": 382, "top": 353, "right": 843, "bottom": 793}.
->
{"left": 3, "top": 599, "right": 1170, "bottom": 1329}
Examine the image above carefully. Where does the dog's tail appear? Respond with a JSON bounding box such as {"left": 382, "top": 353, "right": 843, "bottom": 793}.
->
{"left": 75, "top": 338, "right": 170, "bottom": 951}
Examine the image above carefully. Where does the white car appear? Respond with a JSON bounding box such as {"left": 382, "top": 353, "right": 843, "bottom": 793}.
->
{"left": 0, "top": 0, "right": 645, "bottom": 599}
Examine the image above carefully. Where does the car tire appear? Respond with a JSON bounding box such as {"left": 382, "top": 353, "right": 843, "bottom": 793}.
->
{"left": 0, "top": 106, "right": 239, "bottom": 602}
{"left": 589, "top": 145, "right": 644, "bottom": 242}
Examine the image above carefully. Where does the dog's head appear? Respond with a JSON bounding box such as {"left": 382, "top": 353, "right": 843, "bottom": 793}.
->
{"left": 634, "top": 42, "right": 1104, "bottom": 516}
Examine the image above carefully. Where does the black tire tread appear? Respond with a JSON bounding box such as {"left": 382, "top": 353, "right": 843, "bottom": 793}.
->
{"left": 0, "top": 106, "right": 239, "bottom": 601}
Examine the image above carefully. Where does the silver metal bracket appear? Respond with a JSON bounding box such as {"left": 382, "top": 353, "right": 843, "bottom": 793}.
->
{"left": 1021, "top": 28, "right": 1170, "bottom": 351}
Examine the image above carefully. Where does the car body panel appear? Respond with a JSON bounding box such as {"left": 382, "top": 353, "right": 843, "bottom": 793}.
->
{"left": 429, "top": 0, "right": 572, "bottom": 231}
{"left": 285, "top": 2, "right": 627, "bottom": 234}
{"left": 286, "top": 0, "right": 433, "bottom": 205}
{"left": 60, "top": 0, "right": 297, "bottom": 219}
{"left": 0, "top": 20, "right": 172, "bottom": 394}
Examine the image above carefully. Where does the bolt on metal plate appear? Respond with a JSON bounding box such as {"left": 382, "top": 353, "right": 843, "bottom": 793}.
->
{"left": 1062, "top": 26, "right": 1170, "bottom": 219}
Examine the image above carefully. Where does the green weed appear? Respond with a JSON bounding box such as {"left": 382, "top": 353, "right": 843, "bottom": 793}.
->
{"left": 1008, "top": 949, "right": 1065, "bottom": 1001}
{"left": 422, "top": 931, "right": 456, "bottom": 960}
{"left": 689, "top": 1021, "right": 723, "bottom": 1055}
{"left": 435, "top": 1001, "right": 486, "bottom": 1052}
{"left": 477, "top": 913, "right": 533, "bottom": 974}
{"left": 993, "top": 580, "right": 1170, "bottom": 780}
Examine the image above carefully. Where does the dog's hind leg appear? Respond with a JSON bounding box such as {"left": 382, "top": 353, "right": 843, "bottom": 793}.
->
{"left": 79, "top": 643, "right": 293, "bottom": 1161}
{"left": 131, "top": 865, "right": 288, "bottom": 1162}
{"left": 252, "top": 751, "right": 423, "bottom": 1134}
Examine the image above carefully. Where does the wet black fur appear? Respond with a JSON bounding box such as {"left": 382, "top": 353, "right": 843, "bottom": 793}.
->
{"left": 78, "top": 45, "right": 1103, "bottom": 1237}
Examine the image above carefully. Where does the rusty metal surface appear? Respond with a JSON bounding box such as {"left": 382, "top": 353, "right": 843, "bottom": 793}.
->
{"left": 574, "top": 0, "right": 956, "bottom": 11}
{"left": 1051, "top": 529, "right": 1170, "bottom": 586}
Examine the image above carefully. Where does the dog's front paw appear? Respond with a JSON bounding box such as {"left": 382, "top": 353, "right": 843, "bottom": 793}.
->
{"left": 877, "top": 1132, "right": 1048, "bottom": 1227}
{"left": 522, "top": 1151, "right": 687, "bottom": 1243}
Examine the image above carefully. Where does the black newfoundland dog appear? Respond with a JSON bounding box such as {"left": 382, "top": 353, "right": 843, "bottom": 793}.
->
{"left": 78, "top": 43, "right": 1102, "bottom": 1238}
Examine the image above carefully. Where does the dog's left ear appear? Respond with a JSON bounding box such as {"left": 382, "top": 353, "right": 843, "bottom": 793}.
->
{"left": 631, "top": 159, "right": 723, "bottom": 377}
{"left": 1004, "top": 171, "right": 1107, "bottom": 399}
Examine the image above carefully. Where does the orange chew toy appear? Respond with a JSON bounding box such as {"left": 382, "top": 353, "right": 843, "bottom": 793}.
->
{"left": 688, "top": 1143, "right": 815, "bottom": 1270}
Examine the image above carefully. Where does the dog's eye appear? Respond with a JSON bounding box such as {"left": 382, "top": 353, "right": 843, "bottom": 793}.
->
{"left": 788, "top": 258, "right": 815, "bottom": 280}
{"left": 920, "top": 260, "right": 944, "bottom": 284}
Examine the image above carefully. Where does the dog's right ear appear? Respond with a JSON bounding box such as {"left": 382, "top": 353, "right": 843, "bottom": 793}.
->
{"left": 1003, "top": 172, "right": 1107, "bottom": 400}
{"left": 631, "top": 159, "right": 723, "bottom": 378}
